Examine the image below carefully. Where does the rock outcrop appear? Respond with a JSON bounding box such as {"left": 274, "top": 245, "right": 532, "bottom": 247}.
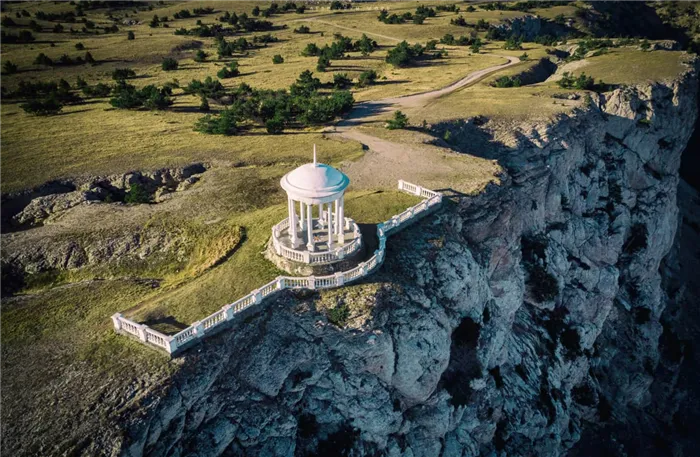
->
{"left": 102, "top": 65, "right": 699, "bottom": 456}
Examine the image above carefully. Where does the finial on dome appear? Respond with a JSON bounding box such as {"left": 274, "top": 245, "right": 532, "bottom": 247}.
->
{"left": 313, "top": 144, "right": 317, "bottom": 166}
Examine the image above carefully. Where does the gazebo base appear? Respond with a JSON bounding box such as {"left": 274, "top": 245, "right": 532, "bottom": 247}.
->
{"left": 264, "top": 238, "right": 366, "bottom": 276}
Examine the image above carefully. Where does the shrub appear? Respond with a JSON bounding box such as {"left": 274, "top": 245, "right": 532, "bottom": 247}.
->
{"left": 217, "top": 61, "right": 240, "bottom": 79}
{"left": 3, "top": 61, "right": 18, "bottom": 74}
{"left": 124, "top": 183, "right": 151, "bottom": 204}
{"left": 127, "top": 30, "right": 135, "bottom": 40}
{"left": 301, "top": 42, "right": 320, "bottom": 57}
{"left": 82, "top": 83, "right": 112, "bottom": 98}
{"left": 385, "top": 40, "right": 425, "bottom": 67}
{"left": 199, "top": 95, "right": 210, "bottom": 112}
{"left": 75, "top": 42, "right": 85, "bottom": 50}
{"left": 333, "top": 73, "right": 351, "bottom": 89}
{"left": 194, "top": 108, "right": 238, "bottom": 135}
{"left": 20, "top": 96, "right": 63, "bottom": 116}
{"left": 265, "top": 115, "right": 284, "bottom": 134}
{"left": 504, "top": 36, "right": 523, "bottom": 50}
{"left": 386, "top": 110, "right": 408, "bottom": 129}
{"left": 141, "top": 85, "right": 173, "bottom": 110}
{"left": 316, "top": 55, "right": 330, "bottom": 72}
{"left": 640, "top": 39, "right": 650, "bottom": 51}
{"left": 194, "top": 49, "right": 208, "bottom": 62}
{"left": 112, "top": 68, "right": 136, "bottom": 80}
{"left": 357, "top": 69, "right": 378, "bottom": 87}
{"left": 557, "top": 72, "right": 594, "bottom": 90}
{"left": 519, "top": 52, "right": 529, "bottom": 61}
{"left": 354, "top": 34, "right": 376, "bottom": 55}
{"left": 492, "top": 75, "right": 521, "bottom": 88}
{"left": 84, "top": 51, "right": 96, "bottom": 65}
{"left": 34, "top": 53, "right": 53, "bottom": 66}
{"left": 162, "top": 57, "right": 178, "bottom": 71}
{"left": 294, "top": 24, "right": 310, "bottom": 34}
{"left": 326, "top": 303, "right": 350, "bottom": 327}
{"left": 272, "top": 54, "right": 284, "bottom": 64}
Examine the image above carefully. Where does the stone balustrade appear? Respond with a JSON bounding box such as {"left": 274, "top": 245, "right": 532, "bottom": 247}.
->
{"left": 112, "top": 181, "right": 443, "bottom": 355}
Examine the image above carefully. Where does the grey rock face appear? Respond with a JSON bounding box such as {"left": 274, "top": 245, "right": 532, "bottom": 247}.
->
{"left": 84, "top": 67, "right": 700, "bottom": 456}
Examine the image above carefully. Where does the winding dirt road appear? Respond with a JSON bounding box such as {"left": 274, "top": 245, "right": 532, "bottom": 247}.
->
{"left": 332, "top": 56, "right": 521, "bottom": 188}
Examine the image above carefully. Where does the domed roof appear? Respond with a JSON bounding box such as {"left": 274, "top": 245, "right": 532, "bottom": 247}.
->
{"left": 280, "top": 148, "right": 349, "bottom": 200}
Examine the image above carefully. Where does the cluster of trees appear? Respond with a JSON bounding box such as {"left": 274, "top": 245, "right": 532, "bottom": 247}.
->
{"left": 194, "top": 70, "right": 354, "bottom": 135}
{"left": 217, "top": 36, "right": 253, "bottom": 58}
{"left": 4, "top": 79, "right": 81, "bottom": 116}
{"left": 385, "top": 40, "right": 443, "bottom": 67}
{"left": 109, "top": 81, "right": 173, "bottom": 110}
{"left": 492, "top": 75, "right": 522, "bottom": 88}
{"left": 252, "top": 2, "right": 305, "bottom": 17}
{"left": 174, "top": 23, "right": 236, "bottom": 37}
{"left": 377, "top": 9, "right": 415, "bottom": 25}
{"left": 33, "top": 51, "right": 96, "bottom": 67}
{"left": 566, "top": 38, "right": 621, "bottom": 61}
{"left": 329, "top": 1, "right": 351, "bottom": 10}
{"left": 436, "top": 4, "right": 462, "bottom": 13}
{"left": 300, "top": 33, "right": 378, "bottom": 71}
{"left": 112, "top": 68, "right": 136, "bottom": 80}
{"left": 217, "top": 61, "right": 240, "bottom": 78}
{"left": 172, "top": 7, "right": 214, "bottom": 19}
{"left": 481, "top": 1, "right": 570, "bottom": 12}
{"left": 503, "top": 36, "right": 524, "bottom": 50}
{"left": 440, "top": 34, "right": 483, "bottom": 52}
{"left": 557, "top": 72, "right": 595, "bottom": 90}
{"left": 304, "top": 33, "right": 377, "bottom": 57}
{"left": 1, "top": 30, "right": 36, "bottom": 43}
{"left": 216, "top": 11, "right": 275, "bottom": 32}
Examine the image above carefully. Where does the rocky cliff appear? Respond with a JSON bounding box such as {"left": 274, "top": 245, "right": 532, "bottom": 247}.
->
{"left": 97, "top": 63, "right": 700, "bottom": 457}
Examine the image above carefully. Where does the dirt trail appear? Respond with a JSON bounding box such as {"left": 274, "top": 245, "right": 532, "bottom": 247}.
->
{"left": 331, "top": 56, "right": 521, "bottom": 188}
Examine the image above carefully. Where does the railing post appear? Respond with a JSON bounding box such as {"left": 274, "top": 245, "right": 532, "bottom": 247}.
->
{"left": 166, "top": 337, "right": 178, "bottom": 354}
{"left": 253, "top": 289, "right": 263, "bottom": 303}
{"left": 308, "top": 276, "right": 316, "bottom": 289}
{"left": 398, "top": 179, "right": 404, "bottom": 191}
{"left": 335, "top": 271, "right": 344, "bottom": 286}
{"left": 361, "top": 263, "right": 368, "bottom": 275}
{"left": 193, "top": 321, "right": 205, "bottom": 336}
{"left": 303, "top": 251, "right": 310, "bottom": 263}
{"left": 137, "top": 324, "right": 148, "bottom": 342}
{"left": 277, "top": 276, "right": 285, "bottom": 290}
{"left": 224, "top": 304, "right": 235, "bottom": 320}
{"left": 111, "top": 313, "right": 123, "bottom": 331}
{"left": 414, "top": 185, "right": 422, "bottom": 196}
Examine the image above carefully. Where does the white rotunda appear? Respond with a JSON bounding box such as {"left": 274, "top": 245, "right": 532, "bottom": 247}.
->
{"left": 271, "top": 146, "right": 362, "bottom": 265}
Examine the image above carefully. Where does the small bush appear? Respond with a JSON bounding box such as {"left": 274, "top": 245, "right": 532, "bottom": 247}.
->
{"left": 294, "top": 24, "right": 310, "bottom": 34}
{"left": 326, "top": 303, "right": 350, "bottom": 327}
{"left": 195, "top": 108, "right": 238, "bottom": 135}
{"left": 357, "top": 69, "right": 377, "bottom": 87}
{"left": 112, "top": 68, "right": 136, "bottom": 80}
{"left": 519, "top": 52, "right": 529, "bottom": 61}
{"left": 492, "top": 75, "right": 521, "bottom": 88}
{"left": 162, "top": 57, "right": 179, "bottom": 71}
{"left": 127, "top": 30, "right": 135, "bottom": 40}
{"left": 217, "top": 61, "right": 240, "bottom": 78}
{"left": 194, "top": 50, "right": 207, "bottom": 62}
{"left": 124, "top": 183, "right": 151, "bottom": 204}
{"left": 386, "top": 110, "right": 408, "bottom": 130}
{"left": 82, "top": 83, "right": 112, "bottom": 98}
{"left": 265, "top": 115, "right": 284, "bottom": 134}
{"left": 20, "top": 96, "right": 63, "bottom": 116}
{"left": 199, "top": 95, "right": 210, "bottom": 112}
{"left": 272, "top": 54, "right": 284, "bottom": 64}
{"left": 332, "top": 73, "right": 351, "bottom": 89}
{"left": 75, "top": 42, "right": 85, "bottom": 50}
{"left": 3, "top": 61, "right": 18, "bottom": 74}
{"left": 316, "top": 55, "right": 330, "bottom": 72}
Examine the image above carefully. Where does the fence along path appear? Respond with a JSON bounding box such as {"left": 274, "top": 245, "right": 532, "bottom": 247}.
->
{"left": 112, "top": 180, "right": 442, "bottom": 355}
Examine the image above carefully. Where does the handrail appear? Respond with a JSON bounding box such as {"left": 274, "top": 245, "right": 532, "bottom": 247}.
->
{"left": 112, "top": 180, "right": 443, "bottom": 355}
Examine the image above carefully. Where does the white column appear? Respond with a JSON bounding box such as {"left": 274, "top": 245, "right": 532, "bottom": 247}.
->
{"left": 318, "top": 204, "right": 324, "bottom": 226}
{"left": 289, "top": 198, "right": 299, "bottom": 247}
{"left": 338, "top": 195, "right": 345, "bottom": 244}
{"left": 299, "top": 201, "right": 305, "bottom": 230}
{"left": 334, "top": 198, "right": 339, "bottom": 238}
{"left": 327, "top": 204, "right": 333, "bottom": 250}
{"left": 306, "top": 202, "right": 314, "bottom": 252}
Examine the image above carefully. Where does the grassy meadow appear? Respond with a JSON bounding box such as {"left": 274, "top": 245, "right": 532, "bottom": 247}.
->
{"left": 1, "top": 0, "right": 694, "bottom": 356}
